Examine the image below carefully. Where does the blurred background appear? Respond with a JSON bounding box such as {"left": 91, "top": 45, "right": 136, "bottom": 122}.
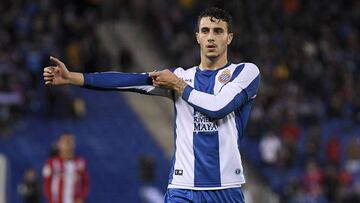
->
{"left": 0, "top": 0, "right": 359, "bottom": 202}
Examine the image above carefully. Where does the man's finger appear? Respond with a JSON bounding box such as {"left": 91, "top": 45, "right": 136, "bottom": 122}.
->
{"left": 44, "top": 76, "right": 54, "bottom": 81}
{"left": 44, "top": 67, "right": 55, "bottom": 73}
{"left": 50, "top": 56, "right": 63, "bottom": 66}
{"left": 149, "top": 71, "right": 160, "bottom": 77}
{"left": 153, "top": 81, "right": 168, "bottom": 86}
{"left": 43, "top": 72, "right": 54, "bottom": 77}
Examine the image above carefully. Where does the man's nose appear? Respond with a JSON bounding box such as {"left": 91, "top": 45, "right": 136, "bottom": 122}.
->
{"left": 207, "top": 31, "right": 215, "bottom": 42}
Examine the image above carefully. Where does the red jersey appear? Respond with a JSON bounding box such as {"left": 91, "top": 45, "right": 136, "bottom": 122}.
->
{"left": 42, "top": 156, "right": 90, "bottom": 203}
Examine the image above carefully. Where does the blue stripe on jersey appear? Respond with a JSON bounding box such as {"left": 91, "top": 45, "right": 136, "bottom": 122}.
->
{"left": 193, "top": 69, "right": 221, "bottom": 187}
{"left": 182, "top": 85, "right": 193, "bottom": 101}
{"left": 193, "top": 131, "right": 221, "bottom": 186}
{"left": 235, "top": 100, "right": 255, "bottom": 151}
{"left": 231, "top": 64, "right": 245, "bottom": 82}
{"left": 234, "top": 109, "right": 243, "bottom": 151}
{"left": 243, "top": 75, "right": 260, "bottom": 99}
{"left": 169, "top": 93, "right": 177, "bottom": 183}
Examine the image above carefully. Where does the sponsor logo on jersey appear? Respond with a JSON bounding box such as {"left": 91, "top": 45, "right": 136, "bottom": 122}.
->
{"left": 174, "top": 169, "right": 183, "bottom": 176}
{"left": 218, "top": 69, "right": 231, "bottom": 84}
{"left": 193, "top": 111, "right": 218, "bottom": 133}
{"left": 181, "top": 78, "right": 193, "bottom": 83}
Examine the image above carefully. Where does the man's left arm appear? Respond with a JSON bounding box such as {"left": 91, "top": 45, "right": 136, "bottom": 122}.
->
{"left": 151, "top": 63, "right": 260, "bottom": 119}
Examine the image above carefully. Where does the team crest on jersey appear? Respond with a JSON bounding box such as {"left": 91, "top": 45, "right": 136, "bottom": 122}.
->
{"left": 218, "top": 69, "right": 232, "bottom": 84}
{"left": 193, "top": 111, "right": 218, "bottom": 133}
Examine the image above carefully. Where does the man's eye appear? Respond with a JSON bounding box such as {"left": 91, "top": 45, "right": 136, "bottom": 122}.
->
{"left": 214, "top": 29, "right": 224, "bottom": 34}
{"left": 201, "top": 29, "right": 209, "bottom": 33}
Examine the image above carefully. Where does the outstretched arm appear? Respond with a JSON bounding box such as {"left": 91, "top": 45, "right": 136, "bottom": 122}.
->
{"left": 43, "top": 56, "right": 172, "bottom": 97}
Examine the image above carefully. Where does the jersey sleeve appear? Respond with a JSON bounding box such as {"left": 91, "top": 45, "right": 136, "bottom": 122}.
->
{"left": 82, "top": 71, "right": 172, "bottom": 98}
{"left": 182, "top": 63, "right": 260, "bottom": 119}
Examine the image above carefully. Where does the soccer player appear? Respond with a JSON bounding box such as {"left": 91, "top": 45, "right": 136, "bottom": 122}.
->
{"left": 42, "top": 134, "right": 90, "bottom": 203}
{"left": 43, "top": 8, "right": 260, "bottom": 203}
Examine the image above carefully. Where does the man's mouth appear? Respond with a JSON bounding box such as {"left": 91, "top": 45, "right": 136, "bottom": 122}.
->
{"left": 206, "top": 44, "right": 217, "bottom": 50}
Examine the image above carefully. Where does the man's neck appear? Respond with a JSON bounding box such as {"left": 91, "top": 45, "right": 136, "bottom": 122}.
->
{"left": 199, "top": 55, "right": 228, "bottom": 70}
{"left": 60, "top": 152, "right": 74, "bottom": 160}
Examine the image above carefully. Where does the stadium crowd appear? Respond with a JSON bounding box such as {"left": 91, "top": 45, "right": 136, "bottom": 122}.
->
{"left": 1, "top": 0, "right": 359, "bottom": 202}
{"left": 0, "top": 0, "right": 105, "bottom": 136}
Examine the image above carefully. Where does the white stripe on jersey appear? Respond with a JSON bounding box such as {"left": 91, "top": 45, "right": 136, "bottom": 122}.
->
{"left": 63, "top": 161, "right": 76, "bottom": 203}
{"left": 171, "top": 67, "right": 197, "bottom": 186}
{"left": 51, "top": 160, "right": 60, "bottom": 203}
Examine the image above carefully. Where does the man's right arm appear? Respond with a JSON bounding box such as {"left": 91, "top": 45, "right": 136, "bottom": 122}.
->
{"left": 43, "top": 56, "right": 173, "bottom": 97}
{"left": 67, "top": 72, "right": 84, "bottom": 86}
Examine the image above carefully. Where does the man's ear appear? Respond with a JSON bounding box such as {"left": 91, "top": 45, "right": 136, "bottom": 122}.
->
{"left": 196, "top": 32, "right": 200, "bottom": 44}
{"left": 227, "top": 33, "right": 233, "bottom": 45}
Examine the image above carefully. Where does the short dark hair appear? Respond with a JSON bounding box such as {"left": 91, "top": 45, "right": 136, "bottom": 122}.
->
{"left": 197, "top": 7, "right": 233, "bottom": 33}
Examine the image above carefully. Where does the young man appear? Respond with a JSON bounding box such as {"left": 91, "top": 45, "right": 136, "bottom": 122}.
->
{"left": 42, "top": 134, "right": 90, "bottom": 203}
{"left": 43, "top": 8, "right": 260, "bottom": 203}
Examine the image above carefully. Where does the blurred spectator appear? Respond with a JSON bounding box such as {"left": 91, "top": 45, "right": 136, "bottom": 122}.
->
{"left": 286, "top": 178, "right": 307, "bottom": 203}
{"left": 139, "top": 156, "right": 163, "bottom": 203}
{"left": 259, "top": 131, "right": 281, "bottom": 166}
{"left": 45, "top": 86, "right": 86, "bottom": 119}
{"left": 345, "top": 136, "right": 360, "bottom": 174}
{"left": 302, "top": 160, "right": 324, "bottom": 200}
{"left": 42, "top": 133, "right": 89, "bottom": 203}
{"left": 325, "top": 135, "right": 341, "bottom": 166}
{"left": 17, "top": 168, "right": 40, "bottom": 203}
{"left": 279, "top": 114, "right": 300, "bottom": 167}
{"left": 303, "top": 126, "right": 321, "bottom": 162}
{"left": 322, "top": 164, "right": 340, "bottom": 202}
{"left": 0, "top": 71, "right": 24, "bottom": 136}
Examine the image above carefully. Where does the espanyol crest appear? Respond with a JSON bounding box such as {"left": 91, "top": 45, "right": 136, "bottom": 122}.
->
{"left": 218, "top": 69, "right": 232, "bottom": 84}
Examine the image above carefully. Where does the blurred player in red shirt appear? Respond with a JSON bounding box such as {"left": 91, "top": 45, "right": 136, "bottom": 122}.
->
{"left": 42, "top": 133, "right": 89, "bottom": 203}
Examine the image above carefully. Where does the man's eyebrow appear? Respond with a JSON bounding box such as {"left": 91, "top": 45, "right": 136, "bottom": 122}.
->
{"left": 200, "top": 25, "right": 224, "bottom": 29}
{"left": 214, "top": 27, "right": 224, "bottom": 30}
{"left": 200, "top": 27, "right": 210, "bottom": 31}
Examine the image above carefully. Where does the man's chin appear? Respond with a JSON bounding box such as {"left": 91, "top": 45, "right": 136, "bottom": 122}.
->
{"left": 205, "top": 53, "right": 219, "bottom": 58}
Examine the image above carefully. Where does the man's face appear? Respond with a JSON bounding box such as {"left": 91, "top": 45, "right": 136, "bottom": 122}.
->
{"left": 196, "top": 17, "right": 233, "bottom": 59}
{"left": 58, "top": 134, "right": 75, "bottom": 153}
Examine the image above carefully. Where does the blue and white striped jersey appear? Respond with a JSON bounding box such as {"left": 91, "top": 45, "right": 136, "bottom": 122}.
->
{"left": 83, "top": 62, "right": 260, "bottom": 190}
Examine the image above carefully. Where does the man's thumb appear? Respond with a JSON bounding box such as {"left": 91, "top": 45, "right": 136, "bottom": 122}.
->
{"left": 149, "top": 71, "right": 161, "bottom": 77}
{"left": 50, "top": 56, "right": 63, "bottom": 66}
